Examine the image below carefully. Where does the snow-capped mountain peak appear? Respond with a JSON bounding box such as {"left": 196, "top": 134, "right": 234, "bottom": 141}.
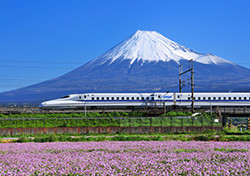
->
{"left": 89, "top": 30, "right": 234, "bottom": 66}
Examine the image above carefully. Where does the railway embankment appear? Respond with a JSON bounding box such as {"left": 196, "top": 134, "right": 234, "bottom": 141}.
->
{"left": 0, "top": 126, "right": 223, "bottom": 136}
{"left": 1, "top": 106, "right": 250, "bottom": 116}
{"left": 0, "top": 111, "right": 248, "bottom": 138}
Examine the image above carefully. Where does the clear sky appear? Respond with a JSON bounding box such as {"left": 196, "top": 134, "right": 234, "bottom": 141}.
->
{"left": 0, "top": 0, "right": 250, "bottom": 92}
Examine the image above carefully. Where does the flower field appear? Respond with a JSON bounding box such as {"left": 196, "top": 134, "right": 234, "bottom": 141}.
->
{"left": 0, "top": 141, "right": 249, "bottom": 175}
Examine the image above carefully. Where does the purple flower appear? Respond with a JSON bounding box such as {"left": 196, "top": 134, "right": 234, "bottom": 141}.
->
{"left": 0, "top": 141, "right": 249, "bottom": 175}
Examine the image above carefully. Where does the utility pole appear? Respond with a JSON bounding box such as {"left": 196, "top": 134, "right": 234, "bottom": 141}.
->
{"left": 179, "top": 59, "right": 195, "bottom": 112}
{"left": 191, "top": 60, "right": 194, "bottom": 113}
{"left": 179, "top": 65, "right": 183, "bottom": 93}
{"left": 84, "top": 102, "right": 87, "bottom": 117}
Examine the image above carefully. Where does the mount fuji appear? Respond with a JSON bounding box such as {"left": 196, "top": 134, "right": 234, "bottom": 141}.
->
{"left": 1, "top": 30, "right": 250, "bottom": 103}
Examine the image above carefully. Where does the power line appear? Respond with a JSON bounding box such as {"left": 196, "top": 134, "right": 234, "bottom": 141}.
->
{"left": 0, "top": 75, "right": 50, "bottom": 79}
{"left": 0, "top": 60, "right": 83, "bottom": 65}
{"left": 0, "top": 65, "right": 79, "bottom": 69}
{"left": 0, "top": 78, "right": 47, "bottom": 81}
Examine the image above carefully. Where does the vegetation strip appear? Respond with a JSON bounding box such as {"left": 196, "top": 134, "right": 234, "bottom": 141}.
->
{"left": 1, "top": 131, "right": 250, "bottom": 143}
{"left": 0, "top": 111, "right": 223, "bottom": 128}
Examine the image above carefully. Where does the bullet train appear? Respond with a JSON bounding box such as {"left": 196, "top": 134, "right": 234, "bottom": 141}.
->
{"left": 39, "top": 92, "right": 250, "bottom": 109}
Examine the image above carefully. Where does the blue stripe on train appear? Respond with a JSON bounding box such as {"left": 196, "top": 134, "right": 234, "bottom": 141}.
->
{"left": 77, "top": 100, "right": 250, "bottom": 102}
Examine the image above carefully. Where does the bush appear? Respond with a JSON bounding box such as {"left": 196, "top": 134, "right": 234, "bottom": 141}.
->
{"left": 225, "top": 135, "right": 250, "bottom": 141}
{"left": 150, "top": 135, "right": 163, "bottom": 141}
{"left": 33, "top": 136, "right": 44, "bottom": 142}
{"left": 111, "top": 135, "right": 164, "bottom": 141}
{"left": 95, "top": 136, "right": 106, "bottom": 141}
{"left": 166, "top": 111, "right": 177, "bottom": 117}
{"left": 16, "top": 136, "right": 29, "bottom": 143}
{"left": 224, "top": 129, "right": 250, "bottom": 135}
{"left": 57, "top": 135, "right": 69, "bottom": 142}
{"left": 217, "top": 130, "right": 226, "bottom": 135}
{"left": 193, "top": 135, "right": 209, "bottom": 141}
{"left": 33, "top": 134, "right": 58, "bottom": 142}
{"left": 218, "top": 135, "right": 228, "bottom": 142}
{"left": 203, "top": 129, "right": 217, "bottom": 135}
{"left": 47, "top": 134, "right": 57, "bottom": 142}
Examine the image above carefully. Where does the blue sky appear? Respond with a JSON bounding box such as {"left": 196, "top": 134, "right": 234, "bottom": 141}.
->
{"left": 0, "top": 0, "right": 250, "bottom": 92}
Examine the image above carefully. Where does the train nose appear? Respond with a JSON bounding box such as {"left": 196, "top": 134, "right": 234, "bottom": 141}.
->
{"left": 39, "top": 100, "right": 53, "bottom": 108}
{"left": 39, "top": 102, "right": 47, "bottom": 108}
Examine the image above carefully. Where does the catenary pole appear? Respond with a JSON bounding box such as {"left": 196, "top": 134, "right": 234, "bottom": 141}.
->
{"left": 179, "top": 59, "right": 195, "bottom": 113}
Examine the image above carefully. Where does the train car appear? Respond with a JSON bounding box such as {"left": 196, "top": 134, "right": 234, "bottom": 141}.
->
{"left": 39, "top": 92, "right": 250, "bottom": 109}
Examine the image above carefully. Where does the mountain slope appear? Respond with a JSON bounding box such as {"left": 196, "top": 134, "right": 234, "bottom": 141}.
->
{"left": 0, "top": 30, "right": 250, "bottom": 103}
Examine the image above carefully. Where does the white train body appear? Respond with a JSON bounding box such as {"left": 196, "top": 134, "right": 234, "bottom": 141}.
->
{"left": 39, "top": 92, "right": 250, "bottom": 109}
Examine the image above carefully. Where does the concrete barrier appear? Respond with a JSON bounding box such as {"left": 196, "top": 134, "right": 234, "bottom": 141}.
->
{"left": 0, "top": 126, "right": 222, "bottom": 136}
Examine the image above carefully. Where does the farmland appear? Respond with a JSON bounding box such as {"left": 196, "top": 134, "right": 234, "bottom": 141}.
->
{"left": 0, "top": 141, "right": 249, "bottom": 175}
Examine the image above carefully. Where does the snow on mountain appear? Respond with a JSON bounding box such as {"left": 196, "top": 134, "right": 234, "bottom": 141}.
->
{"left": 89, "top": 30, "right": 234, "bottom": 66}
{"left": 194, "top": 53, "right": 235, "bottom": 65}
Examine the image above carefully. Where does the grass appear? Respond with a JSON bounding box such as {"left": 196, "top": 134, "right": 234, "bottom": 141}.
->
{"left": 1, "top": 129, "right": 249, "bottom": 143}
{"left": 0, "top": 111, "right": 222, "bottom": 128}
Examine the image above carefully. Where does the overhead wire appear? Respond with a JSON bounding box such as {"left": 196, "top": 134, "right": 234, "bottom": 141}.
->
{"left": 0, "top": 59, "right": 83, "bottom": 65}
{"left": 0, "top": 59, "right": 82, "bottom": 91}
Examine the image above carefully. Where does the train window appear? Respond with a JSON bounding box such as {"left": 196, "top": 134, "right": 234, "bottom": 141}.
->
{"left": 158, "top": 95, "right": 161, "bottom": 98}
{"left": 198, "top": 97, "right": 201, "bottom": 100}
{"left": 244, "top": 97, "right": 247, "bottom": 100}
{"left": 121, "top": 97, "right": 124, "bottom": 100}
{"left": 111, "top": 97, "right": 114, "bottom": 100}
{"left": 208, "top": 97, "right": 211, "bottom": 100}
{"left": 218, "top": 97, "right": 221, "bottom": 100}
{"left": 102, "top": 97, "right": 104, "bottom": 100}
{"left": 117, "top": 97, "right": 119, "bottom": 100}
{"left": 203, "top": 97, "right": 206, "bottom": 100}
{"left": 142, "top": 97, "right": 145, "bottom": 100}
{"left": 132, "top": 97, "right": 134, "bottom": 100}
{"left": 107, "top": 97, "right": 110, "bottom": 100}
{"left": 84, "top": 95, "right": 86, "bottom": 98}
{"left": 188, "top": 97, "right": 191, "bottom": 100}
{"left": 177, "top": 95, "right": 180, "bottom": 98}
{"left": 137, "top": 97, "right": 139, "bottom": 100}
{"left": 239, "top": 97, "right": 242, "bottom": 100}
{"left": 151, "top": 97, "right": 154, "bottom": 100}
{"left": 92, "top": 97, "right": 94, "bottom": 100}
{"left": 213, "top": 97, "right": 216, "bottom": 100}
{"left": 146, "top": 97, "right": 149, "bottom": 100}
{"left": 79, "top": 96, "right": 81, "bottom": 99}
{"left": 228, "top": 97, "right": 231, "bottom": 100}
{"left": 61, "top": 95, "right": 70, "bottom": 99}
{"left": 127, "top": 97, "right": 130, "bottom": 100}
{"left": 234, "top": 97, "right": 236, "bottom": 100}
{"left": 224, "top": 97, "right": 226, "bottom": 100}
{"left": 97, "top": 97, "right": 99, "bottom": 100}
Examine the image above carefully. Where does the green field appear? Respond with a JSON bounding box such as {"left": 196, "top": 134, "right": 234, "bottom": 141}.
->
{"left": 1, "top": 132, "right": 250, "bottom": 143}
{"left": 0, "top": 111, "right": 222, "bottom": 128}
